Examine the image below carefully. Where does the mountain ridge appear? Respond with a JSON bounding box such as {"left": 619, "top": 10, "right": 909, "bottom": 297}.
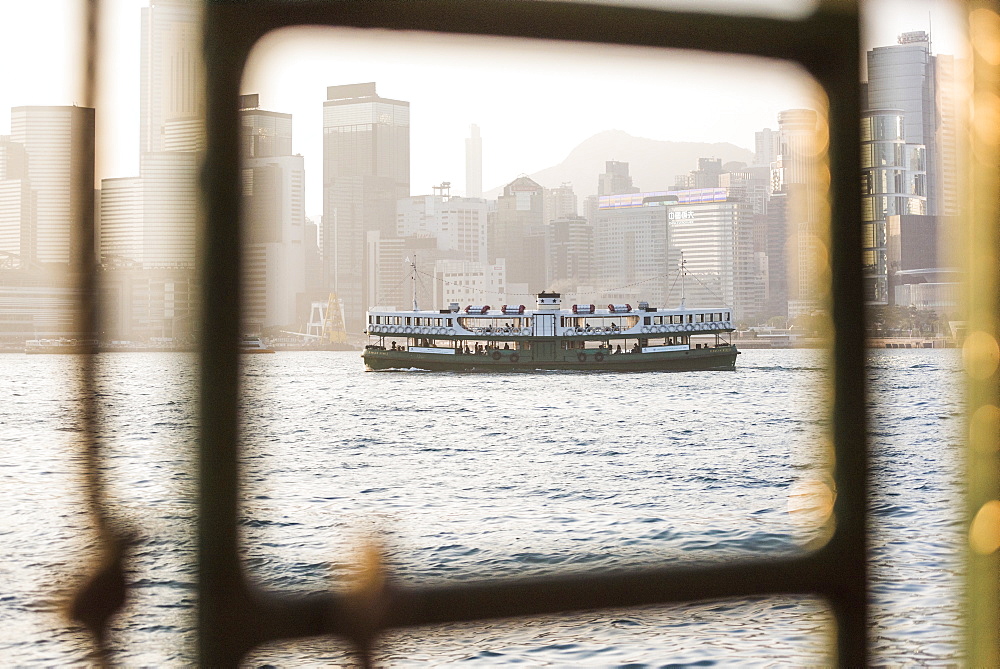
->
{"left": 484, "top": 129, "right": 755, "bottom": 201}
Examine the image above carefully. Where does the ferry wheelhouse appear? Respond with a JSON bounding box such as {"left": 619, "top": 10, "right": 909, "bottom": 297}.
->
{"left": 363, "top": 292, "right": 738, "bottom": 371}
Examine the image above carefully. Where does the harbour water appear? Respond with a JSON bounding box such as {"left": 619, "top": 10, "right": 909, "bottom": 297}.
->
{"left": 0, "top": 349, "right": 963, "bottom": 665}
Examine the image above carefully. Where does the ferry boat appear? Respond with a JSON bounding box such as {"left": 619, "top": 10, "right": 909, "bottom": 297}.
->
{"left": 363, "top": 292, "right": 738, "bottom": 372}
{"left": 239, "top": 335, "right": 275, "bottom": 354}
{"left": 24, "top": 338, "right": 94, "bottom": 354}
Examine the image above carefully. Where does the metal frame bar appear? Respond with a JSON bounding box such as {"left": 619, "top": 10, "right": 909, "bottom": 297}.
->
{"left": 199, "top": 1, "right": 865, "bottom": 665}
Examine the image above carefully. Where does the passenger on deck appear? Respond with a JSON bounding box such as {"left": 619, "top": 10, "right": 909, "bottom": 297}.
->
{"left": 504, "top": 342, "right": 510, "bottom": 349}
{"left": 391, "top": 341, "right": 397, "bottom": 350}
{"left": 616, "top": 344, "right": 622, "bottom": 354}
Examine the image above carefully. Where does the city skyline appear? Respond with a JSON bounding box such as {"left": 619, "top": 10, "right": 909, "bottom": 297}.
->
{"left": 0, "top": 0, "right": 968, "bottom": 218}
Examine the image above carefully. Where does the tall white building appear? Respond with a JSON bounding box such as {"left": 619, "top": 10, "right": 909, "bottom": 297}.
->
{"left": 140, "top": 0, "right": 203, "bottom": 153}
{"left": 10, "top": 106, "right": 95, "bottom": 265}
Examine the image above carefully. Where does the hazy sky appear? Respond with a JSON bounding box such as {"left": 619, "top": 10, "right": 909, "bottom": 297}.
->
{"left": 0, "top": 0, "right": 968, "bottom": 217}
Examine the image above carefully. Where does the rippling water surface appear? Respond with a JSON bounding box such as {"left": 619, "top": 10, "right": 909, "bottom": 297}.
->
{"left": 0, "top": 349, "right": 962, "bottom": 665}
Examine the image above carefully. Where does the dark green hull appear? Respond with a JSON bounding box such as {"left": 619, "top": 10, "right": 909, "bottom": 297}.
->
{"left": 363, "top": 345, "right": 738, "bottom": 372}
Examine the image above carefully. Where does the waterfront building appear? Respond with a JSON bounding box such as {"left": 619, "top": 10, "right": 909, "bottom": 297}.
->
{"left": 100, "top": 264, "right": 197, "bottom": 341}
{"left": 323, "top": 82, "right": 410, "bottom": 331}
{"left": 364, "top": 232, "right": 448, "bottom": 311}
{"left": 240, "top": 95, "right": 306, "bottom": 331}
{"left": 0, "top": 268, "right": 79, "bottom": 342}
{"left": 10, "top": 106, "right": 95, "bottom": 266}
{"left": 886, "top": 214, "right": 958, "bottom": 311}
{"left": 433, "top": 259, "right": 507, "bottom": 309}
{"left": 396, "top": 186, "right": 488, "bottom": 264}
{"left": 465, "top": 124, "right": 482, "bottom": 199}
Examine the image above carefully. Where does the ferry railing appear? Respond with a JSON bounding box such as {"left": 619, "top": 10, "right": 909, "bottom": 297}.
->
{"left": 63, "top": 0, "right": 1000, "bottom": 666}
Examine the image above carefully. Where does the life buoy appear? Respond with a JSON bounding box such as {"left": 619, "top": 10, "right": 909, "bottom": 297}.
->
{"left": 447, "top": 328, "right": 455, "bottom": 335}
{"left": 521, "top": 327, "right": 531, "bottom": 336}
{"left": 594, "top": 352, "right": 605, "bottom": 362}
{"left": 685, "top": 324, "right": 694, "bottom": 332}
{"left": 491, "top": 350, "right": 502, "bottom": 361}
{"left": 501, "top": 327, "right": 511, "bottom": 335}
{"left": 577, "top": 352, "right": 587, "bottom": 362}
{"left": 641, "top": 326, "right": 650, "bottom": 334}
{"left": 509, "top": 353, "right": 520, "bottom": 363}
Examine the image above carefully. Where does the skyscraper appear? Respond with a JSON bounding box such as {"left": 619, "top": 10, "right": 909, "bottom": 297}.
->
{"left": 10, "top": 106, "right": 95, "bottom": 265}
{"left": 140, "top": 0, "right": 202, "bottom": 154}
{"left": 489, "top": 176, "right": 546, "bottom": 293}
{"left": 860, "top": 108, "right": 926, "bottom": 304}
{"left": 754, "top": 127, "right": 779, "bottom": 167}
{"left": 323, "top": 83, "right": 409, "bottom": 331}
{"left": 773, "top": 108, "right": 821, "bottom": 316}
{"left": 240, "top": 94, "right": 306, "bottom": 330}
{"left": 866, "top": 31, "right": 940, "bottom": 214}
{"left": 465, "top": 124, "right": 482, "bottom": 199}
{"left": 0, "top": 137, "right": 31, "bottom": 262}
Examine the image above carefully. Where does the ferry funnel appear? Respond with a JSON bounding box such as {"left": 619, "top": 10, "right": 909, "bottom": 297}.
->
{"left": 536, "top": 292, "right": 561, "bottom": 311}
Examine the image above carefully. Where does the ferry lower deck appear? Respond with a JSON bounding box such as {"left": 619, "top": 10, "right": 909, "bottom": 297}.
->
{"left": 363, "top": 334, "right": 738, "bottom": 372}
